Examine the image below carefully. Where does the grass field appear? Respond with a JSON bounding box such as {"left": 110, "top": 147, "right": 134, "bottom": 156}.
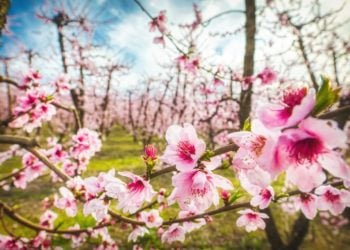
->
{"left": 0, "top": 126, "right": 350, "bottom": 249}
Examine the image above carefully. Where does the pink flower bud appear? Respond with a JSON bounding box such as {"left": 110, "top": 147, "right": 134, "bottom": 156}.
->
{"left": 220, "top": 190, "right": 231, "bottom": 201}
{"left": 144, "top": 144, "right": 157, "bottom": 161}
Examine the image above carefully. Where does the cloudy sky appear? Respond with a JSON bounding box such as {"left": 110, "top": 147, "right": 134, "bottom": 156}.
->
{"left": 1, "top": 0, "right": 349, "bottom": 89}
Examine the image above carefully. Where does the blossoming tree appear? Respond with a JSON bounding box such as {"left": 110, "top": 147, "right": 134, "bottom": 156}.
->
{"left": 0, "top": 0, "right": 350, "bottom": 249}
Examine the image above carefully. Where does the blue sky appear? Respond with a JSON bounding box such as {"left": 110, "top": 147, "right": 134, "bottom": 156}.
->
{"left": 0, "top": 0, "right": 247, "bottom": 85}
{"left": 1, "top": 0, "right": 203, "bottom": 54}
{"left": 1, "top": 0, "right": 349, "bottom": 90}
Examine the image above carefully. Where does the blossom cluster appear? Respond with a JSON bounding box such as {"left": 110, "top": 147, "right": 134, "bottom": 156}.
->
{"left": 8, "top": 70, "right": 72, "bottom": 132}
{"left": 229, "top": 85, "right": 350, "bottom": 220}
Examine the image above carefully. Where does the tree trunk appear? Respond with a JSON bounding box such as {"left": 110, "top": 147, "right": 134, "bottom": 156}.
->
{"left": 239, "top": 0, "right": 256, "bottom": 128}
{"left": 55, "top": 16, "right": 82, "bottom": 128}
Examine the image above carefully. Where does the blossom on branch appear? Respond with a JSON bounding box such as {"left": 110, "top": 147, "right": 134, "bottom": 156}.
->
{"left": 161, "top": 223, "right": 186, "bottom": 244}
{"left": 117, "top": 172, "right": 156, "bottom": 213}
{"left": 168, "top": 166, "right": 233, "bottom": 211}
{"left": 258, "top": 87, "right": 315, "bottom": 129}
{"left": 140, "top": 209, "right": 163, "bottom": 228}
{"left": 162, "top": 123, "right": 206, "bottom": 172}
{"left": 236, "top": 209, "right": 269, "bottom": 232}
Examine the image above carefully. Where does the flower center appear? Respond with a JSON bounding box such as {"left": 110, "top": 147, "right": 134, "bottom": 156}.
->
{"left": 251, "top": 136, "right": 267, "bottom": 156}
{"left": 324, "top": 190, "right": 340, "bottom": 203}
{"left": 300, "top": 193, "right": 314, "bottom": 203}
{"left": 261, "top": 189, "right": 272, "bottom": 200}
{"left": 288, "top": 137, "right": 323, "bottom": 163}
{"left": 177, "top": 140, "right": 196, "bottom": 162}
{"left": 127, "top": 180, "right": 144, "bottom": 193}
{"left": 247, "top": 213, "right": 258, "bottom": 220}
{"left": 283, "top": 87, "right": 307, "bottom": 108}
{"left": 148, "top": 215, "right": 155, "bottom": 222}
{"left": 170, "top": 228, "right": 180, "bottom": 237}
{"left": 191, "top": 187, "right": 208, "bottom": 197}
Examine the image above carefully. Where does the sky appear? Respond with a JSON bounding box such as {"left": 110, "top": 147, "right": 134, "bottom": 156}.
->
{"left": 1, "top": 0, "right": 349, "bottom": 90}
{"left": 0, "top": 0, "right": 245, "bottom": 77}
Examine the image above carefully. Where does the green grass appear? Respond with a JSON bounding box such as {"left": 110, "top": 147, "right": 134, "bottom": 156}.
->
{"left": 0, "top": 126, "right": 350, "bottom": 249}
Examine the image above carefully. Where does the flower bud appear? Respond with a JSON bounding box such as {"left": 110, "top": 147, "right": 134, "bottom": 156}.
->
{"left": 143, "top": 144, "right": 157, "bottom": 161}
{"left": 220, "top": 189, "right": 231, "bottom": 201}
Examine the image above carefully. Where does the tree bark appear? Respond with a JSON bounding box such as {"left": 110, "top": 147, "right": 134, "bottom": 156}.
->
{"left": 54, "top": 13, "right": 83, "bottom": 127}
{"left": 239, "top": 0, "right": 256, "bottom": 128}
{"left": 286, "top": 213, "right": 309, "bottom": 250}
{"left": 263, "top": 208, "right": 286, "bottom": 250}
{"left": 297, "top": 33, "right": 318, "bottom": 91}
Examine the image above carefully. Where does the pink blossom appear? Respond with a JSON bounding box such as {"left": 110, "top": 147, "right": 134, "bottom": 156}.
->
{"left": 241, "top": 76, "right": 254, "bottom": 90}
{"left": 71, "top": 128, "right": 101, "bottom": 161}
{"left": 237, "top": 167, "right": 272, "bottom": 195}
{"left": 139, "top": 209, "right": 163, "bottom": 228}
{"left": 9, "top": 90, "right": 56, "bottom": 132}
{"left": 315, "top": 185, "right": 350, "bottom": 215}
{"left": 175, "top": 54, "right": 201, "bottom": 74}
{"left": 128, "top": 227, "right": 149, "bottom": 242}
{"left": 179, "top": 206, "right": 206, "bottom": 232}
{"left": 54, "top": 74, "right": 71, "bottom": 95}
{"left": 62, "top": 160, "right": 79, "bottom": 177}
{"left": 257, "top": 67, "right": 277, "bottom": 85}
{"left": 35, "top": 102, "right": 56, "bottom": 121}
{"left": 0, "top": 235, "right": 25, "bottom": 250}
{"left": 149, "top": 10, "right": 167, "bottom": 34}
{"left": 161, "top": 223, "right": 186, "bottom": 244}
{"left": 199, "top": 85, "right": 214, "bottom": 95}
{"left": 176, "top": 54, "right": 188, "bottom": 67}
{"left": 91, "top": 227, "right": 115, "bottom": 245}
{"left": 22, "top": 69, "right": 42, "bottom": 87}
{"left": 40, "top": 210, "right": 57, "bottom": 228}
{"left": 153, "top": 36, "right": 165, "bottom": 47}
{"left": 46, "top": 144, "right": 67, "bottom": 163}
{"left": 83, "top": 198, "right": 109, "bottom": 222}
{"left": 286, "top": 163, "right": 326, "bottom": 192}
{"left": 279, "top": 117, "right": 350, "bottom": 185}
{"left": 213, "top": 77, "right": 224, "bottom": 86}
{"left": 162, "top": 123, "right": 206, "bottom": 172}
{"left": 168, "top": 167, "right": 233, "bottom": 211}
{"left": 104, "top": 176, "right": 127, "bottom": 200}
{"left": 66, "top": 176, "right": 85, "bottom": 192}
{"left": 117, "top": 172, "right": 156, "bottom": 213}
{"left": 13, "top": 170, "right": 28, "bottom": 189}
{"left": 84, "top": 176, "right": 105, "bottom": 197}
{"left": 257, "top": 87, "right": 315, "bottom": 129}
{"left": 23, "top": 152, "right": 46, "bottom": 181}
{"left": 33, "top": 231, "right": 51, "bottom": 249}
{"left": 14, "top": 90, "right": 43, "bottom": 114}
{"left": 236, "top": 209, "right": 269, "bottom": 232}
{"left": 228, "top": 119, "right": 282, "bottom": 178}
{"left": 250, "top": 186, "right": 274, "bottom": 209}
{"left": 63, "top": 224, "right": 88, "bottom": 248}
{"left": 294, "top": 193, "right": 318, "bottom": 219}
{"left": 184, "top": 56, "right": 200, "bottom": 74}
{"left": 54, "top": 187, "right": 78, "bottom": 217}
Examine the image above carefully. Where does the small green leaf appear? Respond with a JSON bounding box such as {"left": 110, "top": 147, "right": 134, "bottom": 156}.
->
{"left": 46, "top": 95, "right": 55, "bottom": 101}
{"left": 200, "top": 150, "right": 214, "bottom": 161}
{"left": 242, "top": 118, "right": 251, "bottom": 131}
{"left": 220, "top": 159, "right": 231, "bottom": 169}
{"left": 229, "top": 190, "right": 243, "bottom": 203}
{"left": 313, "top": 75, "right": 340, "bottom": 115}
